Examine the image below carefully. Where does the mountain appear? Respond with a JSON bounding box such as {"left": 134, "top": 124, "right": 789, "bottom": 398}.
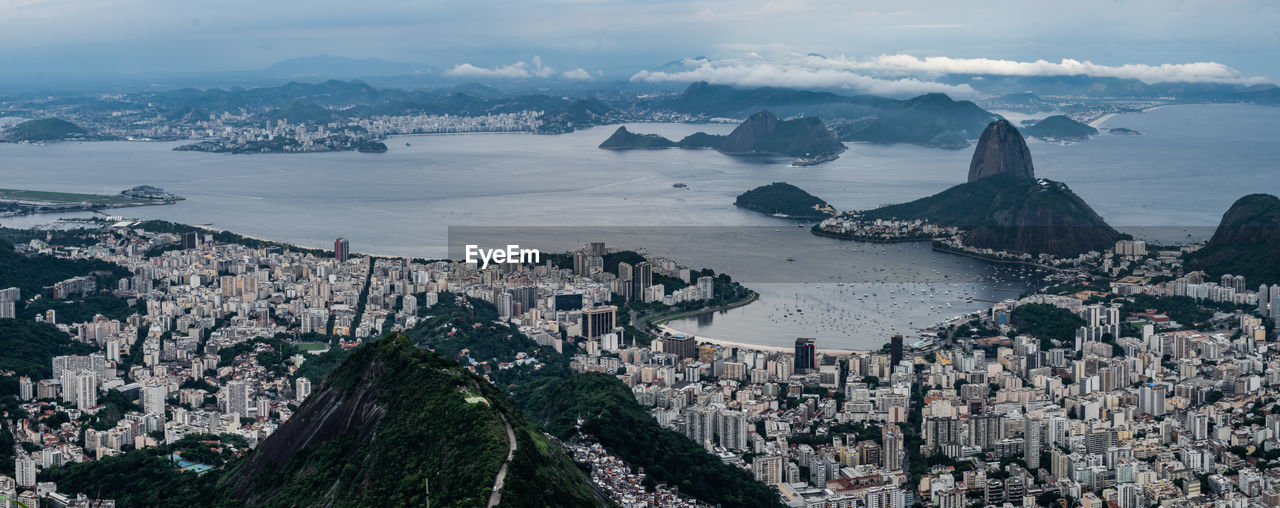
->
{"left": 1022, "top": 115, "right": 1098, "bottom": 140}
{"left": 677, "top": 131, "right": 726, "bottom": 149}
{"left": 536, "top": 98, "right": 615, "bottom": 134}
{"left": 862, "top": 120, "right": 1122, "bottom": 256}
{"left": 968, "top": 119, "right": 1036, "bottom": 183}
{"left": 268, "top": 101, "right": 341, "bottom": 124}
{"left": 735, "top": 182, "right": 831, "bottom": 219}
{"left": 717, "top": 110, "right": 845, "bottom": 158}
{"left": 224, "top": 334, "right": 607, "bottom": 507}
{"left": 598, "top": 126, "right": 676, "bottom": 149}
{"left": 1185, "top": 194, "right": 1280, "bottom": 284}
{"left": 663, "top": 83, "right": 996, "bottom": 149}
{"left": 4, "top": 118, "right": 88, "bottom": 141}
{"left": 517, "top": 373, "right": 783, "bottom": 508}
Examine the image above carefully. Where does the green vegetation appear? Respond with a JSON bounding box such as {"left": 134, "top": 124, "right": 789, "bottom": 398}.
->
{"left": 137, "top": 221, "right": 331, "bottom": 258}
{"left": 1120, "top": 294, "right": 1215, "bottom": 327}
{"left": 1011, "top": 303, "right": 1086, "bottom": 349}
{"left": 224, "top": 335, "right": 607, "bottom": 507}
{"left": 517, "top": 373, "right": 781, "bottom": 507}
{"left": 0, "top": 319, "right": 96, "bottom": 378}
{"left": 3, "top": 118, "right": 87, "bottom": 141}
{"left": 269, "top": 101, "right": 340, "bottom": 125}
{"left": 862, "top": 174, "right": 1124, "bottom": 256}
{"left": 0, "top": 238, "right": 131, "bottom": 296}
{"left": 717, "top": 110, "right": 845, "bottom": 158}
{"left": 39, "top": 448, "right": 225, "bottom": 507}
{"left": 21, "top": 293, "right": 136, "bottom": 323}
{"left": 1185, "top": 193, "right": 1280, "bottom": 284}
{"left": 1022, "top": 115, "right": 1098, "bottom": 139}
{"left": 735, "top": 182, "right": 831, "bottom": 219}
{"left": 677, "top": 131, "right": 726, "bottom": 149}
{"left": 598, "top": 126, "right": 677, "bottom": 149}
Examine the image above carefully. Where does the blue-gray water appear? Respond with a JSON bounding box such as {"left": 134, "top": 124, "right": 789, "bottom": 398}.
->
{"left": 2, "top": 104, "right": 1276, "bottom": 348}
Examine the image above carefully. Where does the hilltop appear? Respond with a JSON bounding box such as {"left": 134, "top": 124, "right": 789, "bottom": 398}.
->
{"left": 1185, "top": 193, "right": 1280, "bottom": 284}
{"left": 735, "top": 182, "right": 832, "bottom": 219}
{"left": 862, "top": 120, "right": 1122, "bottom": 256}
{"left": 598, "top": 126, "right": 677, "bottom": 149}
{"left": 718, "top": 110, "right": 845, "bottom": 158}
{"left": 224, "top": 334, "right": 607, "bottom": 507}
{"left": 3, "top": 118, "right": 88, "bottom": 141}
{"left": 1022, "top": 115, "right": 1098, "bottom": 140}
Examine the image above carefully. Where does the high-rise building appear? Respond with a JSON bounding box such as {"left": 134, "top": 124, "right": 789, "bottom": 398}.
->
{"left": 753, "top": 455, "right": 784, "bottom": 485}
{"left": 663, "top": 334, "right": 696, "bottom": 360}
{"left": 334, "top": 237, "right": 350, "bottom": 262}
{"left": 1025, "top": 417, "right": 1041, "bottom": 469}
{"left": 18, "top": 377, "right": 33, "bottom": 401}
{"left": 182, "top": 231, "right": 198, "bottom": 250}
{"left": 142, "top": 379, "right": 167, "bottom": 416}
{"left": 631, "top": 262, "right": 653, "bottom": 298}
{"left": 795, "top": 338, "right": 816, "bottom": 373}
{"left": 581, "top": 306, "right": 617, "bottom": 339}
{"left": 1139, "top": 383, "right": 1167, "bottom": 417}
{"left": 227, "top": 381, "right": 250, "bottom": 418}
{"left": 720, "top": 410, "right": 748, "bottom": 450}
{"left": 296, "top": 377, "right": 312, "bottom": 402}
{"left": 883, "top": 424, "right": 904, "bottom": 471}
{"left": 697, "top": 276, "right": 715, "bottom": 300}
{"left": 0, "top": 286, "right": 18, "bottom": 319}
{"left": 16, "top": 456, "right": 37, "bottom": 487}
{"left": 890, "top": 334, "right": 904, "bottom": 368}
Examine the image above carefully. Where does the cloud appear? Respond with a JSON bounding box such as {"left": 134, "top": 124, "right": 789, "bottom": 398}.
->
{"left": 444, "top": 56, "right": 556, "bottom": 79}
{"left": 561, "top": 68, "right": 592, "bottom": 80}
{"left": 630, "top": 57, "right": 977, "bottom": 97}
{"left": 808, "top": 54, "right": 1267, "bottom": 84}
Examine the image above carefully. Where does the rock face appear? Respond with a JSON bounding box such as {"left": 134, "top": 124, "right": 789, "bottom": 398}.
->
{"left": 967, "top": 119, "right": 1035, "bottom": 183}
{"left": 1186, "top": 193, "right": 1280, "bottom": 283}
{"left": 717, "top": 110, "right": 845, "bottom": 158}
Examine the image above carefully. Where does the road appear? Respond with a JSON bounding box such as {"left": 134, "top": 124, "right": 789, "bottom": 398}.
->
{"left": 486, "top": 414, "right": 518, "bottom": 507}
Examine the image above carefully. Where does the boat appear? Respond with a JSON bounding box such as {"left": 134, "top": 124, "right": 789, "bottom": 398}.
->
{"left": 786, "top": 257, "right": 795, "bottom": 262}
{"left": 672, "top": 183, "right": 688, "bottom": 188}
{"left": 405, "top": 142, "right": 411, "bottom": 146}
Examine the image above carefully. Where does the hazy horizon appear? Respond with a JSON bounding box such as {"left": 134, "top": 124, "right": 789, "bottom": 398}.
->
{"left": 3, "top": 0, "right": 1279, "bottom": 92}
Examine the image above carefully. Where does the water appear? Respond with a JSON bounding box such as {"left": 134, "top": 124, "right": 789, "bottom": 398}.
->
{"left": 1, "top": 104, "right": 1276, "bottom": 348}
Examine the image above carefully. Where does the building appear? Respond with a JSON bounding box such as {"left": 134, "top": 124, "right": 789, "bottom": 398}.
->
{"left": 1139, "top": 383, "right": 1167, "bottom": 417}
{"left": 226, "top": 381, "right": 250, "bottom": 418}
{"left": 142, "top": 380, "right": 167, "bottom": 417}
{"left": 795, "top": 338, "right": 816, "bottom": 373}
{"left": 890, "top": 334, "right": 904, "bottom": 368}
{"left": 581, "top": 306, "right": 617, "bottom": 339}
{"left": 182, "top": 231, "right": 198, "bottom": 250}
{"left": 296, "top": 377, "right": 312, "bottom": 402}
{"left": 335, "top": 237, "right": 349, "bottom": 262}
{"left": 883, "top": 424, "right": 904, "bottom": 471}
{"left": 696, "top": 276, "right": 714, "bottom": 300}
{"left": 18, "top": 377, "right": 33, "bottom": 401}
{"left": 16, "top": 456, "right": 37, "bottom": 487}
{"left": 664, "top": 334, "right": 696, "bottom": 360}
{"left": 753, "top": 455, "right": 784, "bottom": 485}
{"left": 0, "top": 287, "right": 18, "bottom": 319}
{"left": 1025, "top": 417, "right": 1041, "bottom": 469}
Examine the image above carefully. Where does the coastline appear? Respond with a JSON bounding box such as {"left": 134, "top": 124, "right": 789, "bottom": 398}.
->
{"left": 655, "top": 323, "right": 868, "bottom": 356}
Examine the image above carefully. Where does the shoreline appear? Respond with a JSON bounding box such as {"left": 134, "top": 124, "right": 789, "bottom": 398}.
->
{"left": 654, "top": 323, "right": 869, "bottom": 356}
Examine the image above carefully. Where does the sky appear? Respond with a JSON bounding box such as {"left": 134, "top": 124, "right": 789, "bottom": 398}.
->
{"left": 2, "top": 0, "right": 1279, "bottom": 90}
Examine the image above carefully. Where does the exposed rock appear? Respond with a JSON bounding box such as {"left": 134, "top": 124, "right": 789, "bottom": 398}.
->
{"left": 967, "top": 119, "right": 1035, "bottom": 183}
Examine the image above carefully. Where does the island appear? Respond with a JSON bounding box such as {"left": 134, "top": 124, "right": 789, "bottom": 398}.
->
{"left": 175, "top": 133, "right": 389, "bottom": 154}
{"left": 1021, "top": 115, "right": 1098, "bottom": 140}
{"left": 2, "top": 118, "right": 89, "bottom": 142}
{"left": 1108, "top": 127, "right": 1141, "bottom": 135}
{"left": 734, "top": 182, "right": 834, "bottom": 219}
{"left": 595, "top": 110, "right": 846, "bottom": 165}
{"left": 598, "top": 126, "right": 677, "bottom": 149}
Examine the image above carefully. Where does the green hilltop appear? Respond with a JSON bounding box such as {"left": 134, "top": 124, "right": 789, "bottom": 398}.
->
{"left": 4, "top": 118, "right": 88, "bottom": 141}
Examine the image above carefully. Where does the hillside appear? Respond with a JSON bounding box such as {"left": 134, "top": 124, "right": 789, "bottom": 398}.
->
{"left": 224, "top": 334, "right": 607, "bottom": 507}
{"left": 677, "top": 131, "right": 726, "bottom": 149}
{"left": 0, "top": 319, "right": 97, "bottom": 378}
{"left": 1185, "top": 193, "right": 1280, "bottom": 284}
{"left": 1022, "top": 115, "right": 1098, "bottom": 140}
{"left": 4, "top": 118, "right": 88, "bottom": 141}
{"left": 863, "top": 174, "right": 1122, "bottom": 256}
{"left": 598, "top": 126, "right": 676, "bottom": 149}
{"left": 717, "top": 110, "right": 845, "bottom": 158}
{"left": 735, "top": 182, "right": 831, "bottom": 219}
{"left": 269, "top": 101, "right": 341, "bottom": 124}
{"left": 837, "top": 93, "right": 995, "bottom": 149}
{"left": 0, "top": 239, "right": 131, "bottom": 296}
{"left": 517, "top": 373, "right": 783, "bottom": 508}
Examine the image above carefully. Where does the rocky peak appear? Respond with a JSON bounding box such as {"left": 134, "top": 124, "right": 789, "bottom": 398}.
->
{"left": 967, "top": 119, "right": 1035, "bottom": 183}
